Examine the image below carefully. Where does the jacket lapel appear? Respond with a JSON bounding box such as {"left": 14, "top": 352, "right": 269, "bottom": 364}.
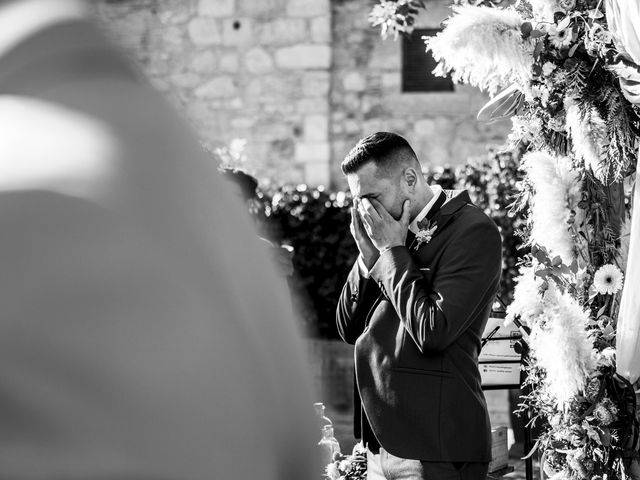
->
{"left": 410, "top": 190, "right": 472, "bottom": 253}
{"left": 433, "top": 190, "right": 472, "bottom": 229}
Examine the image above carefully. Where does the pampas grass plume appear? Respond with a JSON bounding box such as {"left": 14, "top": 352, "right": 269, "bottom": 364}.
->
{"left": 524, "top": 151, "right": 581, "bottom": 264}
{"left": 506, "top": 266, "right": 544, "bottom": 326}
{"left": 530, "top": 286, "right": 596, "bottom": 406}
{"left": 425, "top": 5, "right": 534, "bottom": 95}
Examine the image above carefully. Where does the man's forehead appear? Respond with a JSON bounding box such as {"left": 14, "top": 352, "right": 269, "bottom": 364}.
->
{"left": 347, "top": 163, "right": 386, "bottom": 197}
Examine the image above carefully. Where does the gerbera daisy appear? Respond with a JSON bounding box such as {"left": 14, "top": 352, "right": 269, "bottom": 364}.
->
{"left": 592, "top": 264, "right": 624, "bottom": 295}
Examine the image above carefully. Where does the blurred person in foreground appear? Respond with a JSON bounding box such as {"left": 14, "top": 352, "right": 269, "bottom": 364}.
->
{"left": 336, "top": 132, "right": 502, "bottom": 480}
{"left": 221, "top": 167, "right": 295, "bottom": 277}
{"left": 0, "top": 1, "right": 316, "bottom": 479}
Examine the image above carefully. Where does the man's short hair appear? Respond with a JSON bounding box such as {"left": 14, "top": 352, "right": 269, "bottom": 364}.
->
{"left": 341, "top": 132, "right": 419, "bottom": 176}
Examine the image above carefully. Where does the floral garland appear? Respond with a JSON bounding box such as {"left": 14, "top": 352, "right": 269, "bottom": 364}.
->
{"left": 323, "top": 442, "right": 367, "bottom": 480}
{"left": 369, "top": 1, "right": 640, "bottom": 478}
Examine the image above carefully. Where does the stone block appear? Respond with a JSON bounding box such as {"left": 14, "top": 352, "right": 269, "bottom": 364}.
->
{"left": 297, "top": 98, "right": 329, "bottom": 113}
{"left": 275, "top": 45, "right": 331, "bottom": 69}
{"left": 219, "top": 52, "right": 240, "bottom": 73}
{"left": 343, "top": 71, "right": 366, "bottom": 92}
{"left": 381, "top": 72, "right": 400, "bottom": 90}
{"left": 221, "top": 18, "right": 253, "bottom": 46}
{"left": 158, "top": 10, "right": 192, "bottom": 26}
{"left": 302, "top": 71, "right": 331, "bottom": 97}
{"left": 231, "top": 116, "right": 255, "bottom": 131}
{"left": 171, "top": 71, "right": 202, "bottom": 89}
{"left": 188, "top": 17, "right": 222, "bottom": 45}
{"left": 244, "top": 47, "right": 274, "bottom": 74}
{"left": 258, "top": 18, "right": 307, "bottom": 45}
{"left": 343, "top": 119, "right": 361, "bottom": 135}
{"left": 198, "top": 0, "right": 235, "bottom": 17}
{"left": 304, "top": 114, "right": 329, "bottom": 142}
{"left": 310, "top": 16, "right": 331, "bottom": 43}
{"left": 190, "top": 50, "right": 218, "bottom": 74}
{"left": 195, "top": 76, "right": 237, "bottom": 98}
{"left": 287, "top": 0, "right": 329, "bottom": 17}
{"left": 369, "top": 37, "right": 402, "bottom": 71}
{"left": 238, "top": 0, "right": 285, "bottom": 16}
{"left": 295, "top": 142, "right": 330, "bottom": 163}
{"left": 304, "top": 161, "right": 331, "bottom": 186}
{"left": 155, "top": 0, "right": 194, "bottom": 24}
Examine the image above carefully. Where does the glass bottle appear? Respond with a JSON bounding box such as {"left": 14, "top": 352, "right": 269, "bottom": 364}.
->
{"left": 318, "top": 425, "right": 341, "bottom": 466}
{"left": 314, "top": 402, "right": 333, "bottom": 433}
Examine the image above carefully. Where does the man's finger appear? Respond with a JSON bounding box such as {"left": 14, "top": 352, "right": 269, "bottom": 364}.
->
{"left": 360, "top": 198, "right": 381, "bottom": 221}
{"left": 359, "top": 210, "right": 375, "bottom": 236}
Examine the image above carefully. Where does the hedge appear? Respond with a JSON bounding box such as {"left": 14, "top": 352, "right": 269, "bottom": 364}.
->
{"left": 249, "top": 147, "right": 528, "bottom": 339}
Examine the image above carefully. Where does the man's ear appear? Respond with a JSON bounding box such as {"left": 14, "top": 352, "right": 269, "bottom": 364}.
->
{"left": 403, "top": 167, "right": 418, "bottom": 190}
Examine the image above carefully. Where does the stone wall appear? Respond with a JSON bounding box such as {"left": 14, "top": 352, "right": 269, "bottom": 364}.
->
{"left": 95, "top": 0, "right": 511, "bottom": 188}
{"left": 96, "top": 0, "right": 332, "bottom": 185}
{"left": 330, "top": 0, "right": 511, "bottom": 188}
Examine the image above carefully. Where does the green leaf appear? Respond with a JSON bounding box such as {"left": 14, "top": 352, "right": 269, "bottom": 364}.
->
{"left": 559, "top": 264, "right": 571, "bottom": 275}
{"left": 535, "top": 268, "right": 549, "bottom": 277}
{"left": 597, "top": 427, "right": 611, "bottom": 447}
{"left": 551, "top": 256, "right": 562, "bottom": 267}
{"left": 534, "top": 249, "right": 548, "bottom": 264}
{"left": 521, "top": 22, "right": 533, "bottom": 39}
{"left": 568, "top": 43, "right": 579, "bottom": 57}
{"left": 533, "top": 41, "right": 543, "bottom": 59}
{"left": 570, "top": 259, "right": 579, "bottom": 274}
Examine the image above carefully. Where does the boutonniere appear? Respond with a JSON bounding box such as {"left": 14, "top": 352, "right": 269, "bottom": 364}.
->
{"left": 414, "top": 219, "right": 438, "bottom": 250}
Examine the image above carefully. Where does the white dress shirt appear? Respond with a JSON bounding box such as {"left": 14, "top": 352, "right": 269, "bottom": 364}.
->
{"left": 358, "top": 185, "right": 444, "bottom": 277}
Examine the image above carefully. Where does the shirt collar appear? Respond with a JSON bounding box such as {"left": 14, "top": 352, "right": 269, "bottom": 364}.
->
{"left": 409, "top": 185, "right": 444, "bottom": 234}
{"left": 0, "top": 0, "right": 87, "bottom": 60}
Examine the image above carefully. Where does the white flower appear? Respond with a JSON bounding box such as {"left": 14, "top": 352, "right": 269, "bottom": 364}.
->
{"left": 592, "top": 264, "right": 624, "bottom": 295}
{"left": 596, "top": 347, "right": 616, "bottom": 367}
{"left": 542, "top": 62, "right": 557, "bottom": 76}
{"left": 369, "top": 0, "right": 415, "bottom": 39}
{"left": 325, "top": 462, "right": 340, "bottom": 480}
{"left": 530, "top": 84, "right": 550, "bottom": 106}
{"left": 528, "top": 0, "right": 562, "bottom": 22}
{"left": 415, "top": 223, "right": 438, "bottom": 248}
{"left": 559, "top": 0, "right": 576, "bottom": 11}
{"left": 545, "top": 16, "right": 575, "bottom": 49}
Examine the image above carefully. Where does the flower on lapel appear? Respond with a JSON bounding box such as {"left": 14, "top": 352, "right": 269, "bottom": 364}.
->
{"left": 414, "top": 219, "right": 438, "bottom": 250}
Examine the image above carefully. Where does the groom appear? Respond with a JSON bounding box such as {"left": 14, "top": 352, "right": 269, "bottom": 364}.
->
{"left": 336, "top": 132, "right": 502, "bottom": 480}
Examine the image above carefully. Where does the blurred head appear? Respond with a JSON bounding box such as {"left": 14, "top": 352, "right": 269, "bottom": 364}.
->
{"left": 342, "top": 132, "right": 431, "bottom": 221}
{"left": 220, "top": 167, "right": 263, "bottom": 217}
{"left": 221, "top": 167, "right": 258, "bottom": 200}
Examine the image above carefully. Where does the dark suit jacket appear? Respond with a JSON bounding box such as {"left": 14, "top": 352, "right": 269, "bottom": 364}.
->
{"left": 0, "top": 16, "right": 316, "bottom": 480}
{"left": 336, "top": 190, "right": 502, "bottom": 462}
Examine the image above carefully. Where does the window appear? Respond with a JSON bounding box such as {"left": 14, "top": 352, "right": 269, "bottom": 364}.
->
{"left": 402, "top": 28, "right": 454, "bottom": 93}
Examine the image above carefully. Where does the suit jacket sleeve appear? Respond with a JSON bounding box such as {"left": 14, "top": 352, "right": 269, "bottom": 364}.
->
{"left": 336, "top": 258, "right": 381, "bottom": 344}
{"left": 369, "top": 219, "right": 502, "bottom": 353}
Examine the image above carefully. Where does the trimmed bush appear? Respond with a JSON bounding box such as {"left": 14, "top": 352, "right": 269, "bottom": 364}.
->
{"left": 248, "top": 148, "right": 527, "bottom": 339}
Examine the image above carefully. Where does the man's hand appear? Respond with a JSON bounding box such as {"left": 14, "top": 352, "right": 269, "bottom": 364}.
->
{"left": 358, "top": 198, "right": 411, "bottom": 253}
{"left": 350, "top": 199, "right": 379, "bottom": 269}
